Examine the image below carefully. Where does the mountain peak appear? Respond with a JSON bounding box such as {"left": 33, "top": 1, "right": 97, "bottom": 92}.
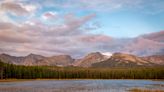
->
{"left": 76, "top": 52, "right": 109, "bottom": 67}
{"left": 27, "top": 53, "right": 40, "bottom": 57}
{"left": 26, "top": 53, "right": 45, "bottom": 58}
{"left": 111, "top": 53, "right": 148, "bottom": 63}
{"left": 87, "top": 52, "right": 102, "bottom": 56}
{"left": 142, "top": 55, "right": 164, "bottom": 65}
{"left": 112, "top": 52, "right": 133, "bottom": 57}
{"left": 0, "top": 53, "right": 10, "bottom": 56}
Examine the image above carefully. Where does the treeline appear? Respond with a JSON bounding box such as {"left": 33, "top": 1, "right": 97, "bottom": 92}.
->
{"left": 0, "top": 60, "right": 164, "bottom": 79}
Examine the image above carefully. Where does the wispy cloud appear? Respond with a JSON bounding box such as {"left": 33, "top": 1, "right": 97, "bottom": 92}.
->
{"left": 0, "top": 12, "right": 107, "bottom": 57}
{"left": 42, "top": 11, "right": 58, "bottom": 20}
{"left": 0, "top": 1, "right": 37, "bottom": 16}
{"left": 30, "top": 0, "right": 164, "bottom": 14}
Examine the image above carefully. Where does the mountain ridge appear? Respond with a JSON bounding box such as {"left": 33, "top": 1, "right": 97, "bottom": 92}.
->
{"left": 92, "top": 53, "right": 159, "bottom": 67}
{"left": 75, "top": 52, "right": 110, "bottom": 67}
{"left": 0, "top": 52, "right": 164, "bottom": 67}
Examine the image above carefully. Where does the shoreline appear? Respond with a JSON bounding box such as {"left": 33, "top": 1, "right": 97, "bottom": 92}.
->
{"left": 0, "top": 79, "right": 163, "bottom": 82}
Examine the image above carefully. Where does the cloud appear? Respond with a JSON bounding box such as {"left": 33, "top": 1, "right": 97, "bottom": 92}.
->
{"left": 79, "top": 34, "right": 112, "bottom": 43}
{"left": 42, "top": 13, "right": 96, "bottom": 36}
{"left": 122, "top": 37, "right": 164, "bottom": 56}
{"left": 34, "top": 0, "right": 140, "bottom": 11}
{"left": 34, "top": 0, "right": 164, "bottom": 14}
{"left": 0, "top": 22, "right": 32, "bottom": 43}
{"left": 0, "top": 1, "right": 37, "bottom": 16}
{"left": 0, "top": 22, "right": 14, "bottom": 30}
{"left": 42, "top": 11, "right": 58, "bottom": 20}
{"left": 0, "top": 19, "right": 163, "bottom": 57}
{"left": 76, "top": 0, "right": 164, "bottom": 13}
{"left": 141, "top": 30, "right": 164, "bottom": 42}
{"left": 0, "top": 13, "right": 105, "bottom": 57}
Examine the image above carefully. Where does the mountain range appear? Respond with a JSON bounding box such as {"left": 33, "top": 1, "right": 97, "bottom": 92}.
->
{"left": 92, "top": 53, "right": 158, "bottom": 67}
{"left": 0, "top": 52, "right": 163, "bottom": 67}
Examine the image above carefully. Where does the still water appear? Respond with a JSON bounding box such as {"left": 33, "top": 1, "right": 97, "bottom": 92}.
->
{"left": 0, "top": 80, "right": 164, "bottom": 92}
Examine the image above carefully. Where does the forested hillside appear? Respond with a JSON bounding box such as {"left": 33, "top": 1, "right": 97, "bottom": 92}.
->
{"left": 0, "top": 60, "right": 164, "bottom": 79}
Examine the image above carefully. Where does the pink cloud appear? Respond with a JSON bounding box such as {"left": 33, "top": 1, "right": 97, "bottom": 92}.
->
{"left": 42, "top": 12, "right": 58, "bottom": 20}
{"left": 0, "top": 2, "right": 36, "bottom": 16}
{"left": 79, "top": 34, "right": 112, "bottom": 43}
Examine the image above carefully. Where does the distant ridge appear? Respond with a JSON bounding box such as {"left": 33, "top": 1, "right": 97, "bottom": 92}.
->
{"left": 0, "top": 52, "right": 164, "bottom": 67}
{"left": 92, "top": 53, "right": 161, "bottom": 67}
{"left": 0, "top": 53, "right": 74, "bottom": 66}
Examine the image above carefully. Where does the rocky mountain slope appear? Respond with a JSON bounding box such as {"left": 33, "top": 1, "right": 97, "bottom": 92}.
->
{"left": 0, "top": 52, "right": 163, "bottom": 67}
{"left": 92, "top": 53, "right": 157, "bottom": 67}
{"left": 141, "top": 55, "right": 164, "bottom": 65}
{"left": 0, "top": 53, "right": 74, "bottom": 66}
{"left": 39, "top": 55, "right": 75, "bottom": 66}
{"left": 75, "top": 52, "right": 110, "bottom": 67}
{"left": 0, "top": 53, "right": 25, "bottom": 65}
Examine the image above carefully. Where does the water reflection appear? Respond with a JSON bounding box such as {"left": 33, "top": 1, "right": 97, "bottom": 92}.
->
{"left": 0, "top": 80, "right": 164, "bottom": 92}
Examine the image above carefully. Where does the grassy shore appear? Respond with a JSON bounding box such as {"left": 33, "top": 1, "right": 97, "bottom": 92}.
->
{"left": 0, "top": 79, "right": 37, "bottom": 82}
{"left": 0, "top": 79, "right": 164, "bottom": 83}
{"left": 129, "top": 88, "right": 164, "bottom": 92}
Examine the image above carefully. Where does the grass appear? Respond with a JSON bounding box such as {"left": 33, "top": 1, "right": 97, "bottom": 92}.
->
{"left": 0, "top": 79, "right": 38, "bottom": 82}
{"left": 129, "top": 88, "right": 164, "bottom": 92}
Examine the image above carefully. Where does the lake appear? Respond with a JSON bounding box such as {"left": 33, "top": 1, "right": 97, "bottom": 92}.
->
{"left": 0, "top": 80, "right": 164, "bottom": 92}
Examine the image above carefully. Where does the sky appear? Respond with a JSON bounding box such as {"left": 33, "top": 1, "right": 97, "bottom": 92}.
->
{"left": 0, "top": 0, "right": 164, "bottom": 57}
